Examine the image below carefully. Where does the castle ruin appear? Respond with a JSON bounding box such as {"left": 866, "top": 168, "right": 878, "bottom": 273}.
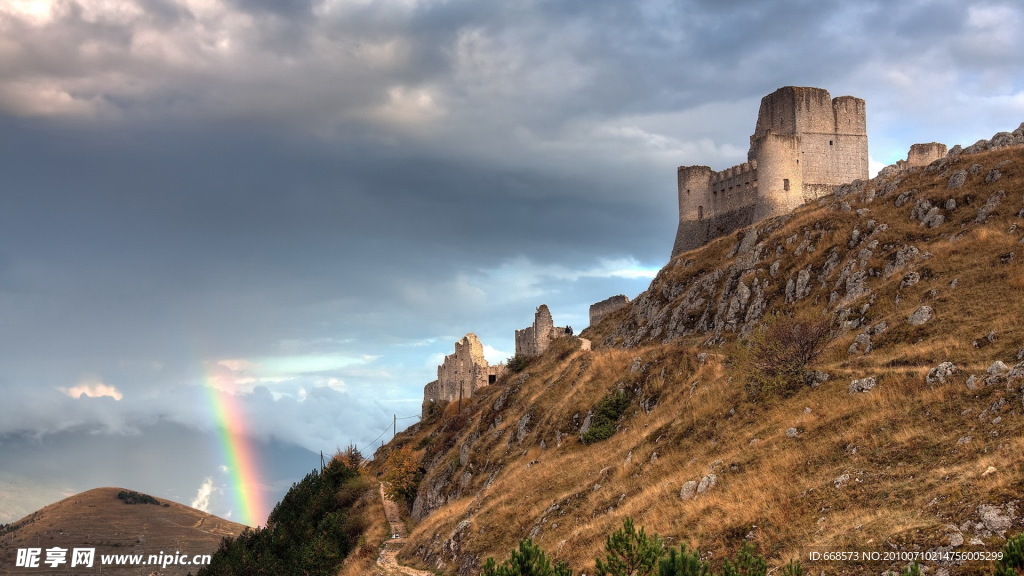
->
{"left": 672, "top": 86, "right": 869, "bottom": 257}
{"left": 589, "top": 295, "right": 630, "bottom": 327}
{"left": 421, "top": 306, "right": 587, "bottom": 417}
{"left": 514, "top": 304, "right": 573, "bottom": 358}
{"left": 898, "top": 142, "right": 948, "bottom": 171}
{"left": 421, "top": 333, "right": 505, "bottom": 418}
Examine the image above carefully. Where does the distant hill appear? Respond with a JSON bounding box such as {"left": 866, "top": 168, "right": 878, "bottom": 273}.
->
{"left": 0, "top": 487, "right": 246, "bottom": 575}
{"left": 370, "top": 129, "right": 1024, "bottom": 576}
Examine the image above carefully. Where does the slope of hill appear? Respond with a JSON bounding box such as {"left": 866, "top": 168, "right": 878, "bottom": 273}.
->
{"left": 371, "top": 128, "right": 1024, "bottom": 576}
{"left": 0, "top": 487, "right": 246, "bottom": 575}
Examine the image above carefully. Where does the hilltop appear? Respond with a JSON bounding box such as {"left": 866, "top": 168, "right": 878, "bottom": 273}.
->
{"left": 0, "top": 487, "right": 246, "bottom": 575}
{"left": 369, "top": 126, "right": 1024, "bottom": 576}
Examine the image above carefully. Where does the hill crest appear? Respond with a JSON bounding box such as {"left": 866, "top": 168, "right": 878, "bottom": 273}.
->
{"left": 0, "top": 486, "right": 246, "bottom": 575}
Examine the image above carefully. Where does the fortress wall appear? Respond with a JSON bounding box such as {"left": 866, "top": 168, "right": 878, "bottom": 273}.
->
{"left": 673, "top": 205, "right": 757, "bottom": 256}
{"left": 907, "top": 142, "right": 947, "bottom": 167}
{"left": 589, "top": 295, "right": 630, "bottom": 326}
{"left": 798, "top": 95, "right": 867, "bottom": 193}
{"left": 798, "top": 131, "right": 869, "bottom": 196}
{"left": 793, "top": 87, "right": 837, "bottom": 134}
{"left": 674, "top": 162, "right": 759, "bottom": 257}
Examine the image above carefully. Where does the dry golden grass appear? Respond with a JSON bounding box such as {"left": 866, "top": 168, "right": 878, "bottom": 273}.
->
{"left": 381, "top": 145, "right": 1024, "bottom": 576}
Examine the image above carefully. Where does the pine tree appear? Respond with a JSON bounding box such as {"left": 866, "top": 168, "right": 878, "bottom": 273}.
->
{"left": 595, "top": 517, "right": 665, "bottom": 576}
{"left": 481, "top": 539, "right": 574, "bottom": 576}
{"left": 657, "top": 544, "right": 708, "bottom": 576}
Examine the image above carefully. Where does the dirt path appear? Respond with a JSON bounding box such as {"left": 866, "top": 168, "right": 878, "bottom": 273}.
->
{"left": 375, "top": 484, "right": 433, "bottom": 576}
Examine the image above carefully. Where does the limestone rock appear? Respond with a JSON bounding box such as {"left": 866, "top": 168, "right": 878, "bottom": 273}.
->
{"left": 884, "top": 245, "right": 920, "bottom": 277}
{"left": 922, "top": 207, "right": 945, "bottom": 228}
{"left": 976, "top": 190, "right": 1006, "bottom": 223}
{"left": 849, "top": 333, "right": 872, "bottom": 355}
{"left": 947, "top": 170, "right": 967, "bottom": 189}
{"left": 679, "top": 480, "right": 698, "bottom": 500}
{"left": 975, "top": 504, "right": 1015, "bottom": 538}
{"left": 1006, "top": 362, "right": 1024, "bottom": 383}
{"left": 808, "top": 371, "right": 830, "bottom": 388}
{"left": 908, "top": 306, "right": 933, "bottom": 326}
{"left": 696, "top": 474, "right": 717, "bottom": 494}
{"left": 848, "top": 377, "right": 877, "bottom": 393}
{"left": 900, "top": 272, "right": 920, "bottom": 288}
{"left": 926, "top": 362, "right": 958, "bottom": 386}
{"left": 987, "top": 361, "right": 1008, "bottom": 375}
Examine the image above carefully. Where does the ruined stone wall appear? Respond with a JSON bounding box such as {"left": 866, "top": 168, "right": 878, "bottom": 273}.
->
{"left": 421, "top": 380, "right": 440, "bottom": 418}
{"left": 589, "top": 295, "right": 630, "bottom": 327}
{"left": 515, "top": 304, "right": 571, "bottom": 357}
{"left": 422, "top": 333, "right": 498, "bottom": 418}
{"left": 907, "top": 143, "right": 947, "bottom": 167}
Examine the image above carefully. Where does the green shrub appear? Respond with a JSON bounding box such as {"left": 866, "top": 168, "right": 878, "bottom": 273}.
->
{"left": 719, "top": 542, "right": 767, "bottom": 576}
{"left": 735, "top": 311, "right": 832, "bottom": 399}
{"left": 581, "top": 389, "right": 632, "bottom": 444}
{"left": 779, "top": 559, "right": 803, "bottom": 576}
{"left": 117, "top": 490, "right": 160, "bottom": 505}
{"left": 994, "top": 532, "right": 1024, "bottom": 576}
{"left": 507, "top": 354, "right": 531, "bottom": 373}
{"left": 657, "top": 544, "right": 708, "bottom": 576}
{"left": 595, "top": 517, "right": 664, "bottom": 576}
{"left": 482, "top": 539, "right": 574, "bottom": 576}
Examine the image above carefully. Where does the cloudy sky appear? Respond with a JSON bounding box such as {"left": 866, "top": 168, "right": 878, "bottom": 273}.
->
{"left": 1, "top": 0, "right": 1022, "bottom": 525}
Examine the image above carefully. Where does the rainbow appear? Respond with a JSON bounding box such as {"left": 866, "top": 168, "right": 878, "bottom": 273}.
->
{"left": 203, "top": 372, "right": 264, "bottom": 527}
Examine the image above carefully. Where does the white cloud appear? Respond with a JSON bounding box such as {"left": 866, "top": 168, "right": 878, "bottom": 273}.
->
{"left": 60, "top": 379, "right": 124, "bottom": 401}
{"left": 190, "top": 477, "right": 214, "bottom": 512}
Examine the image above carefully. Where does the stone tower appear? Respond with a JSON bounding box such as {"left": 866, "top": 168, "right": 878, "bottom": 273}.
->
{"left": 514, "top": 304, "right": 571, "bottom": 357}
{"left": 672, "top": 87, "right": 868, "bottom": 257}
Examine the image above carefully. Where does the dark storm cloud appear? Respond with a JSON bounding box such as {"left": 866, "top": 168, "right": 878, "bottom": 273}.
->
{"left": 1, "top": 0, "right": 1023, "bottom": 516}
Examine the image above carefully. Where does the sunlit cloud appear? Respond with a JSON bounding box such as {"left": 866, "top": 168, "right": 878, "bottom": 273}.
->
{"left": 190, "top": 477, "right": 214, "bottom": 512}
{"left": 60, "top": 380, "right": 124, "bottom": 401}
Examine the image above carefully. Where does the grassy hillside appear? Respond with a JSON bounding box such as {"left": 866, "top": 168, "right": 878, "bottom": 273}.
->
{"left": 0, "top": 487, "right": 246, "bottom": 576}
{"left": 372, "top": 138, "right": 1024, "bottom": 576}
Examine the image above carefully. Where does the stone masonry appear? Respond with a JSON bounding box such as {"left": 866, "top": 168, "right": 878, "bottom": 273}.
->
{"left": 672, "top": 86, "right": 869, "bottom": 257}
{"left": 421, "top": 333, "right": 505, "bottom": 418}
{"left": 515, "top": 304, "right": 573, "bottom": 358}
{"left": 589, "top": 295, "right": 630, "bottom": 327}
